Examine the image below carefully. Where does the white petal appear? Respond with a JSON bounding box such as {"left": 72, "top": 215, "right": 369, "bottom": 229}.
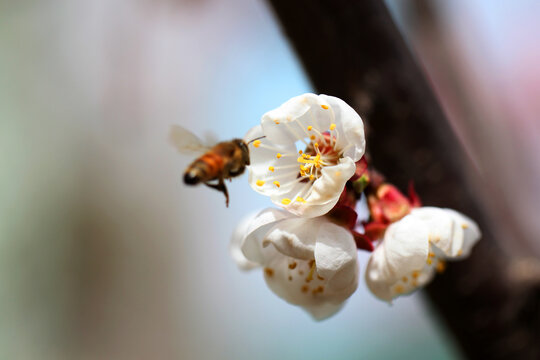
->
{"left": 410, "top": 207, "right": 464, "bottom": 257}
{"left": 365, "top": 215, "right": 433, "bottom": 302}
{"left": 247, "top": 130, "right": 298, "bottom": 197}
{"left": 240, "top": 208, "right": 290, "bottom": 264}
{"left": 365, "top": 246, "right": 395, "bottom": 301}
{"left": 243, "top": 124, "right": 263, "bottom": 144}
{"left": 384, "top": 215, "right": 430, "bottom": 275}
{"left": 261, "top": 94, "right": 330, "bottom": 146}
{"left": 263, "top": 253, "right": 358, "bottom": 321}
{"left": 409, "top": 207, "right": 481, "bottom": 258}
{"left": 303, "top": 302, "right": 345, "bottom": 321}
{"left": 365, "top": 246, "right": 436, "bottom": 302}
{"left": 230, "top": 212, "right": 260, "bottom": 270}
{"left": 442, "top": 209, "right": 481, "bottom": 258}
{"left": 263, "top": 217, "right": 321, "bottom": 260}
{"left": 314, "top": 222, "right": 358, "bottom": 292}
{"left": 320, "top": 94, "right": 365, "bottom": 161}
{"left": 257, "top": 215, "right": 359, "bottom": 320}
{"left": 277, "top": 157, "right": 356, "bottom": 218}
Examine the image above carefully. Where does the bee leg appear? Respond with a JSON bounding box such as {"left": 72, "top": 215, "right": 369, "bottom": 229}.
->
{"left": 204, "top": 178, "right": 229, "bottom": 207}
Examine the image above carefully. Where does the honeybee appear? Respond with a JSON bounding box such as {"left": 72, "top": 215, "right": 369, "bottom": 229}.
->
{"left": 169, "top": 125, "right": 258, "bottom": 206}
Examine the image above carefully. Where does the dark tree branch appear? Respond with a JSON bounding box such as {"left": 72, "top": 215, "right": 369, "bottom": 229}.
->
{"left": 265, "top": 0, "right": 540, "bottom": 358}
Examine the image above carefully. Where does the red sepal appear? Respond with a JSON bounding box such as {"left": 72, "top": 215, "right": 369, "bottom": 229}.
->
{"left": 328, "top": 205, "right": 357, "bottom": 231}
{"left": 352, "top": 231, "right": 374, "bottom": 252}
{"left": 408, "top": 181, "right": 422, "bottom": 208}
{"left": 363, "top": 222, "right": 388, "bottom": 241}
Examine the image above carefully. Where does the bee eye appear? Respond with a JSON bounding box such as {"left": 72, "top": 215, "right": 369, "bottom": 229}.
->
{"left": 183, "top": 171, "right": 199, "bottom": 185}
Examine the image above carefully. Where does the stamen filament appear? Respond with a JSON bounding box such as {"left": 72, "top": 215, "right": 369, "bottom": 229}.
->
{"left": 265, "top": 170, "right": 303, "bottom": 182}
{"left": 307, "top": 108, "right": 325, "bottom": 142}
{"left": 259, "top": 143, "right": 294, "bottom": 153}
{"left": 333, "top": 129, "right": 341, "bottom": 149}
{"left": 295, "top": 118, "right": 312, "bottom": 139}
{"left": 283, "top": 121, "right": 308, "bottom": 146}
{"left": 310, "top": 127, "right": 329, "bottom": 146}
{"left": 272, "top": 163, "right": 303, "bottom": 170}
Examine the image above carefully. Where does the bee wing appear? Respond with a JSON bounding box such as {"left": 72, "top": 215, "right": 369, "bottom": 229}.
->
{"left": 202, "top": 130, "right": 219, "bottom": 147}
{"left": 169, "top": 124, "right": 211, "bottom": 155}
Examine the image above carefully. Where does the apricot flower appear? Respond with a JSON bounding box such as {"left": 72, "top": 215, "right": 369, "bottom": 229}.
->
{"left": 365, "top": 207, "right": 481, "bottom": 302}
{"left": 246, "top": 94, "right": 365, "bottom": 218}
{"left": 230, "top": 208, "right": 359, "bottom": 320}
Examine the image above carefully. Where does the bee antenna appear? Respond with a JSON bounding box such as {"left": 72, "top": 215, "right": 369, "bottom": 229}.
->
{"left": 247, "top": 136, "right": 266, "bottom": 145}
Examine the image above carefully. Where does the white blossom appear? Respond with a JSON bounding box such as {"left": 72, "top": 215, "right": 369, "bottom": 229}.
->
{"left": 245, "top": 93, "right": 365, "bottom": 218}
{"left": 230, "top": 208, "right": 359, "bottom": 320}
{"left": 365, "top": 207, "right": 481, "bottom": 302}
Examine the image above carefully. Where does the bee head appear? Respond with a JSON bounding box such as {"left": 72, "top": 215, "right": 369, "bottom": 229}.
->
{"left": 235, "top": 139, "right": 250, "bottom": 166}
{"left": 183, "top": 170, "right": 200, "bottom": 185}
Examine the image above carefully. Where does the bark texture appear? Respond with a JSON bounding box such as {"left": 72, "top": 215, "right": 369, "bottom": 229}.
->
{"left": 265, "top": 0, "right": 540, "bottom": 358}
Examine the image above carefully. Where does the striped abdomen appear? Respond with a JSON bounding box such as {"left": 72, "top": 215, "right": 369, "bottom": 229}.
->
{"left": 183, "top": 152, "right": 225, "bottom": 185}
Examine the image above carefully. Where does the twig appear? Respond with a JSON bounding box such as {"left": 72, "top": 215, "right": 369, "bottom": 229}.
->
{"left": 265, "top": 0, "right": 540, "bottom": 358}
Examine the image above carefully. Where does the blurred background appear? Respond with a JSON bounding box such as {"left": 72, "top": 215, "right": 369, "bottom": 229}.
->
{"left": 0, "top": 0, "right": 538, "bottom": 359}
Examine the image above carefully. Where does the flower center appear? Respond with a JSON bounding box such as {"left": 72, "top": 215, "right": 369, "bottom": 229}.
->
{"left": 296, "top": 139, "right": 340, "bottom": 181}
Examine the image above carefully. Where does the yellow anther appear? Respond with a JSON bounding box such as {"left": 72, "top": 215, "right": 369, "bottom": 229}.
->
{"left": 394, "top": 285, "right": 404, "bottom": 294}
{"left": 306, "top": 154, "right": 311, "bottom": 159}
{"left": 276, "top": 153, "right": 282, "bottom": 159}
{"left": 298, "top": 149, "right": 303, "bottom": 155}
{"left": 305, "top": 260, "right": 316, "bottom": 282}
{"left": 253, "top": 140, "right": 261, "bottom": 148}
{"left": 310, "top": 135, "right": 316, "bottom": 140}
{"left": 429, "top": 252, "right": 435, "bottom": 258}
{"left": 296, "top": 197, "right": 306, "bottom": 203}
{"left": 426, "top": 258, "right": 433, "bottom": 265}
{"left": 256, "top": 180, "right": 265, "bottom": 186}
{"left": 321, "top": 104, "right": 329, "bottom": 109}
{"left": 314, "top": 142, "right": 319, "bottom": 148}
{"left": 462, "top": 223, "right": 469, "bottom": 229}
{"left": 436, "top": 261, "right": 446, "bottom": 273}
{"left": 273, "top": 181, "right": 281, "bottom": 188}
{"left": 329, "top": 123, "right": 336, "bottom": 130}
{"left": 268, "top": 166, "right": 274, "bottom": 172}
{"left": 274, "top": 119, "right": 280, "bottom": 124}
{"left": 307, "top": 125, "right": 313, "bottom": 131}
{"left": 264, "top": 267, "right": 274, "bottom": 277}
{"left": 309, "top": 175, "right": 315, "bottom": 181}
{"left": 412, "top": 271, "right": 420, "bottom": 279}
{"left": 300, "top": 165, "right": 308, "bottom": 171}
{"left": 281, "top": 198, "right": 291, "bottom": 205}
